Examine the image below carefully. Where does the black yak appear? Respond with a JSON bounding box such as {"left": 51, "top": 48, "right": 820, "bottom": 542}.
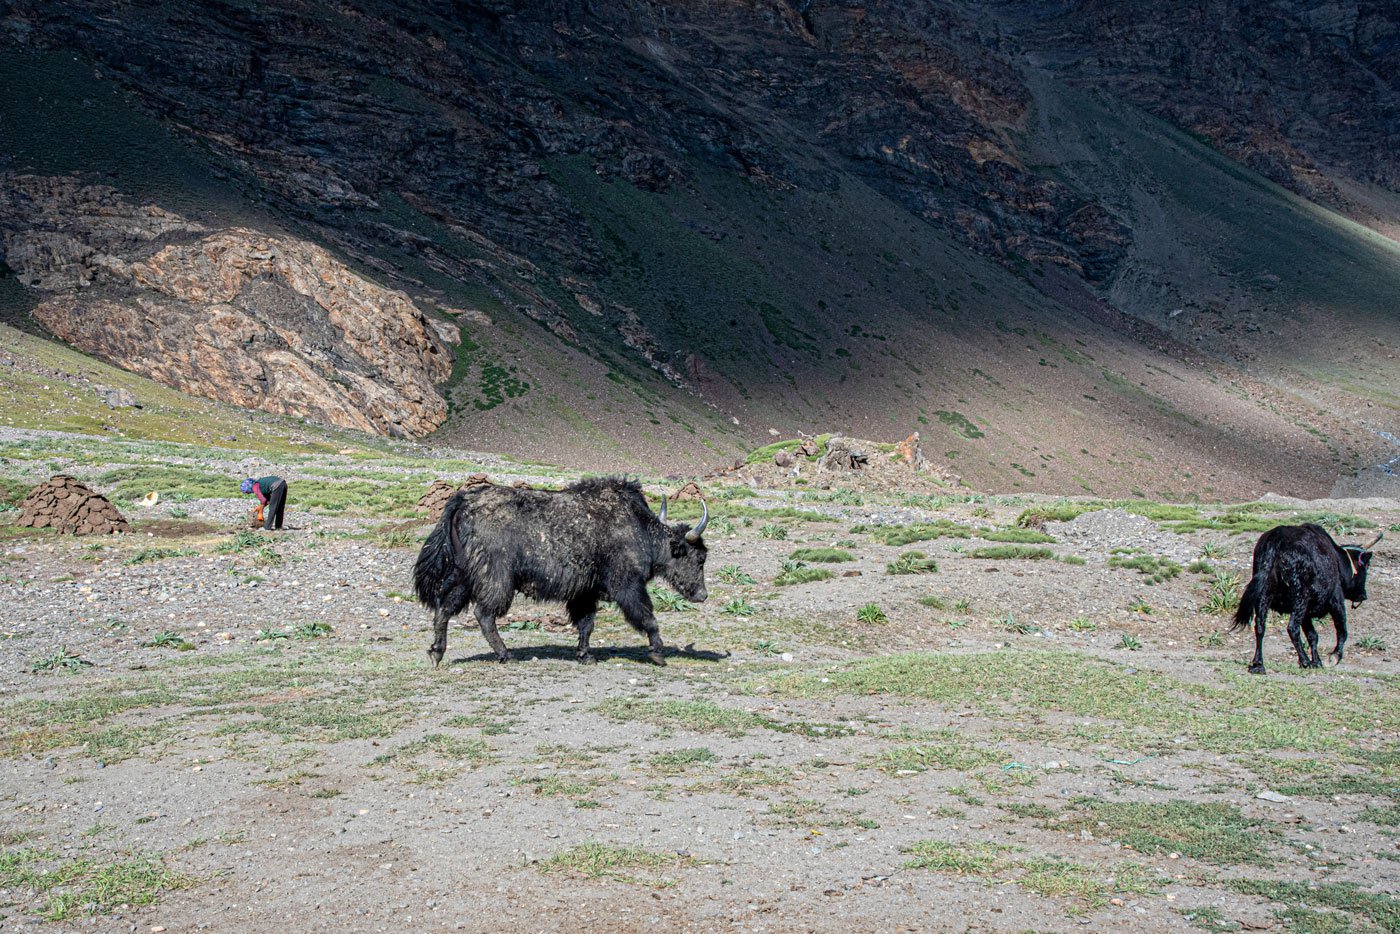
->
{"left": 413, "top": 478, "right": 708, "bottom": 666}
{"left": 1232, "top": 524, "right": 1381, "bottom": 673}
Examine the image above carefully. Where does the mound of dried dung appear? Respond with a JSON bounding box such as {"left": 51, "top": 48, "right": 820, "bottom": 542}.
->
{"left": 672, "top": 481, "right": 704, "bottom": 501}
{"left": 417, "top": 474, "right": 493, "bottom": 521}
{"left": 17, "top": 474, "right": 129, "bottom": 535}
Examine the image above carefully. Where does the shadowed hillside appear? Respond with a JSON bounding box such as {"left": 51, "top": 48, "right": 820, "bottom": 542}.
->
{"left": 0, "top": 2, "right": 1396, "bottom": 495}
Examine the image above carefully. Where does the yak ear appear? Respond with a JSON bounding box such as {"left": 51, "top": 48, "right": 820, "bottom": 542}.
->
{"left": 1359, "top": 550, "right": 1373, "bottom": 566}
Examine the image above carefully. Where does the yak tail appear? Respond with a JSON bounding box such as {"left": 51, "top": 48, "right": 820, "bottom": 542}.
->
{"left": 1231, "top": 560, "right": 1270, "bottom": 633}
{"left": 413, "top": 492, "right": 466, "bottom": 610}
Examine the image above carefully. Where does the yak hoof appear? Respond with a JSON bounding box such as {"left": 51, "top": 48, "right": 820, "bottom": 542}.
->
{"left": 1325, "top": 653, "right": 1341, "bottom": 667}
{"left": 1247, "top": 663, "right": 1265, "bottom": 675}
{"left": 496, "top": 651, "right": 514, "bottom": 664}
{"left": 648, "top": 651, "right": 667, "bottom": 667}
{"left": 427, "top": 648, "right": 444, "bottom": 668}
{"left": 578, "top": 653, "right": 596, "bottom": 665}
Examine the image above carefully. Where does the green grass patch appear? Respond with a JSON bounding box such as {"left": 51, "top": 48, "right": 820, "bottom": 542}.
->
{"left": 887, "top": 551, "right": 939, "bottom": 575}
{"left": 539, "top": 842, "right": 696, "bottom": 887}
{"left": 716, "top": 565, "right": 757, "bottom": 585}
{"left": 1227, "top": 879, "right": 1400, "bottom": 932}
{"left": 1059, "top": 799, "right": 1269, "bottom": 865}
{"left": 774, "top": 561, "right": 833, "bottom": 586}
{"left": 902, "top": 841, "right": 1157, "bottom": 911}
{"left": 868, "top": 520, "right": 972, "bottom": 546}
{"left": 902, "top": 839, "right": 1008, "bottom": 874}
{"left": 966, "top": 545, "right": 1056, "bottom": 561}
{"left": 1201, "top": 571, "right": 1242, "bottom": 615}
{"left": 123, "top": 547, "right": 197, "bottom": 567}
{"left": 96, "top": 465, "right": 230, "bottom": 502}
{"left": 28, "top": 647, "right": 92, "bottom": 673}
{"left": 1109, "top": 554, "right": 1183, "bottom": 585}
{"left": 934, "top": 410, "right": 984, "bottom": 439}
{"left": 649, "top": 747, "right": 717, "bottom": 775}
{"left": 1014, "top": 857, "right": 1157, "bottom": 911}
{"left": 597, "top": 698, "right": 768, "bottom": 736}
{"left": 648, "top": 585, "right": 695, "bottom": 612}
{"left": 143, "top": 631, "right": 195, "bottom": 652}
{"left": 767, "top": 650, "right": 1400, "bottom": 755}
{"left": 788, "top": 547, "right": 855, "bottom": 563}
{"left": 875, "top": 733, "right": 1002, "bottom": 775}
{"left": 511, "top": 773, "right": 601, "bottom": 801}
{"left": 856, "top": 603, "right": 887, "bottom": 624}
{"left": 978, "top": 527, "right": 1057, "bottom": 544}
{"left": 596, "top": 697, "right": 852, "bottom": 740}
{"left": 1016, "top": 502, "right": 1102, "bottom": 527}
{"left": 0, "top": 848, "right": 196, "bottom": 921}
{"left": 1359, "top": 804, "right": 1400, "bottom": 826}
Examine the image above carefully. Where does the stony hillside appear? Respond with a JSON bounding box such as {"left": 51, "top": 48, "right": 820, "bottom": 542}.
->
{"left": 0, "top": 1, "right": 1396, "bottom": 495}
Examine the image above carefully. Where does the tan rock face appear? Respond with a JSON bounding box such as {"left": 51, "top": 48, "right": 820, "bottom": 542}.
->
{"left": 2, "top": 175, "right": 453, "bottom": 438}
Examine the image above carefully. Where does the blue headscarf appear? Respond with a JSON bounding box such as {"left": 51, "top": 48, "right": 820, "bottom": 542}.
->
{"left": 240, "top": 478, "right": 255, "bottom": 494}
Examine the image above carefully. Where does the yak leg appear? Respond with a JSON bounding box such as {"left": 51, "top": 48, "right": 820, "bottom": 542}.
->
{"left": 568, "top": 596, "right": 599, "bottom": 665}
{"left": 615, "top": 586, "right": 666, "bottom": 666}
{"left": 427, "top": 585, "right": 469, "bottom": 668}
{"left": 473, "top": 602, "right": 514, "bottom": 663}
{"left": 1301, "top": 618, "right": 1323, "bottom": 668}
{"left": 1328, "top": 606, "right": 1348, "bottom": 666}
{"left": 1285, "top": 609, "right": 1311, "bottom": 669}
{"left": 428, "top": 607, "right": 451, "bottom": 668}
{"left": 1247, "top": 604, "right": 1268, "bottom": 674}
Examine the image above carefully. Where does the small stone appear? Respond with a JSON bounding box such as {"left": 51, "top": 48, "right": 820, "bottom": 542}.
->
{"left": 1256, "top": 789, "right": 1290, "bottom": 803}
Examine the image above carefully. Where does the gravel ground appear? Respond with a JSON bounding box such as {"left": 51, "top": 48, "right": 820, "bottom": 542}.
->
{"left": 1, "top": 433, "right": 1397, "bottom": 932}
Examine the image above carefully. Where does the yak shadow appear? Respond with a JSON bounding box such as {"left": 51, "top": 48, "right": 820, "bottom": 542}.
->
{"left": 449, "top": 641, "right": 730, "bottom": 666}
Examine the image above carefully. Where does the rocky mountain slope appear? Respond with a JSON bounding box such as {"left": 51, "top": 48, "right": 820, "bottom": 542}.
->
{"left": 0, "top": 1, "right": 1396, "bottom": 495}
{"left": 1, "top": 175, "right": 453, "bottom": 436}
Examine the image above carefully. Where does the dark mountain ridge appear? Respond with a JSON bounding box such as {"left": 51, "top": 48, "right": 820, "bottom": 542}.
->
{"left": 1, "top": 1, "right": 1396, "bottom": 497}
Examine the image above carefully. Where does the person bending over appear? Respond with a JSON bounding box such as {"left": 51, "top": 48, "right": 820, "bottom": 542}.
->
{"left": 241, "top": 475, "right": 287, "bottom": 530}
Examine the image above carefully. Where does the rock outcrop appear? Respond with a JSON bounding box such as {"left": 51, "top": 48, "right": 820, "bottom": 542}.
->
{"left": 17, "top": 475, "right": 129, "bottom": 535}
{"left": 1, "top": 175, "right": 453, "bottom": 437}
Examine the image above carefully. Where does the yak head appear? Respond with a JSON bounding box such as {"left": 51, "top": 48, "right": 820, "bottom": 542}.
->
{"left": 1340, "top": 531, "right": 1382, "bottom": 606}
{"left": 658, "top": 498, "right": 709, "bottom": 603}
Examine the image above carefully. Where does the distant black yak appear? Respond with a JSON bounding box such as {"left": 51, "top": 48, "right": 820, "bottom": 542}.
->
{"left": 1232, "top": 524, "right": 1381, "bottom": 673}
{"left": 413, "top": 477, "right": 708, "bottom": 666}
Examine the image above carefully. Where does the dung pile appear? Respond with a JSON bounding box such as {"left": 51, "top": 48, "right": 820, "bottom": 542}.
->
{"left": 417, "top": 474, "right": 493, "bottom": 521}
{"left": 16, "top": 475, "right": 129, "bottom": 535}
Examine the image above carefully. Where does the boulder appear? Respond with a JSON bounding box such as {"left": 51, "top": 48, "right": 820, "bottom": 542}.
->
{"left": 817, "top": 436, "right": 870, "bottom": 471}
{"left": 4, "top": 176, "right": 453, "bottom": 438}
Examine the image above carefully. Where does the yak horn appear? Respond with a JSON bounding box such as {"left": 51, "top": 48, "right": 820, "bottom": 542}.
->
{"left": 686, "top": 499, "right": 709, "bottom": 543}
{"left": 658, "top": 496, "right": 668, "bottom": 523}
{"left": 1361, "top": 530, "right": 1384, "bottom": 550}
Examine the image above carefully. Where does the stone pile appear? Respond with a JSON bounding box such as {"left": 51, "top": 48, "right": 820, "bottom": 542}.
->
{"left": 736, "top": 430, "right": 961, "bottom": 493}
{"left": 672, "top": 481, "right": 704, "bottom": 502}
{"left": 16, "top": 475, "right": 129, "bottom": 535}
